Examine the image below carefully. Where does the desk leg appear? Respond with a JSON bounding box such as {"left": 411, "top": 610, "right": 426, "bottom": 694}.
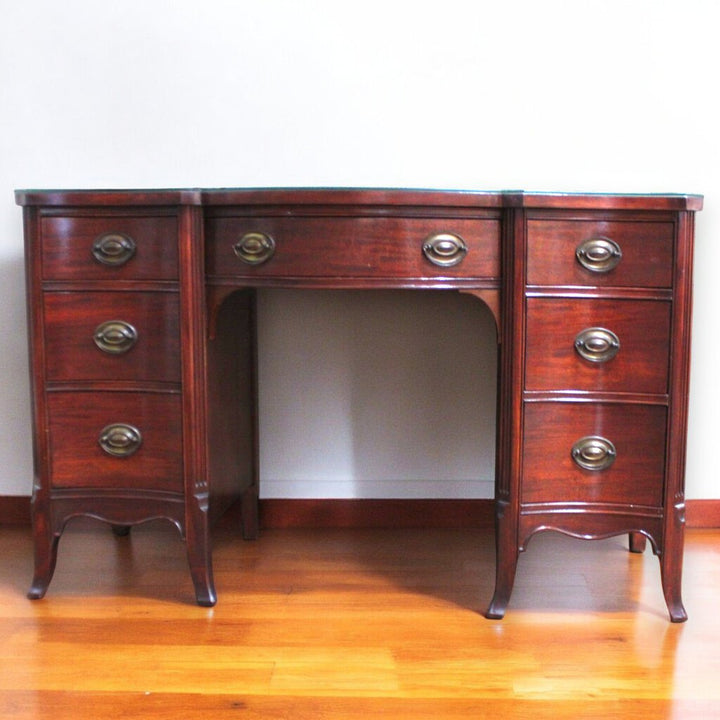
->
{"left": 661, "top": 554, "right": 687, "bottom": 623}
{"left": 28, "top": 511, "right": 59, "bottom": 600}
{"left": 661, "top": 504, "right": 687, "bottom": 623}
{"left": 185, "top": 498, "right": 216, "bottom": 607}
{"left": 486, "top": 500, "right": 518, "bottom": 619}
{"left": 629, "top": 532, "right": 647, "bottom": 553}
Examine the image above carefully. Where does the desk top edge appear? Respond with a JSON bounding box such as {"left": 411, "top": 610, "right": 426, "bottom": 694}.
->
{"left": 14, "top": 188, "right": 704, "bottom": 211}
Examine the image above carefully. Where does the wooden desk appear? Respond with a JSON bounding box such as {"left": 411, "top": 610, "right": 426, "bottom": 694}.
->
{"left": 16, "top": 188, "right": 702, "bottom": 621}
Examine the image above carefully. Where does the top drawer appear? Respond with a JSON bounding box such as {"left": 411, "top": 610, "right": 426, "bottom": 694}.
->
{"left": 526, "top": 218, "right": 674, "bottom": 288}
{"left": 41, "top": 214, "right": 179, "bottom": 281}
{"left": 205, "top": 216, "right": 500, "bottom": 280}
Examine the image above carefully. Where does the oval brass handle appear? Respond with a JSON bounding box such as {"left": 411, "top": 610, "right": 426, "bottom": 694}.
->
{"left": 422, "top": 232, "right": 468, "bottom": 267}
{"left": 574, "top": 327, "right": 620, "bottom": 363}
{"left": 571, "top": 435, "right": 616, "bottom": 471}
{"left": 93, "top": 320, "right": 138, "bottom": 355}
{"left": 98, "top": 423, "right": 143, "bottom": 458}
{"left": 575, "top": 236, "right": 622, "bottom": 273}
{"left": 233, "top": 232, "right": 276, "bottom": 265}
{"left": 92, "top": 232, "right": 137, "bottom": 266}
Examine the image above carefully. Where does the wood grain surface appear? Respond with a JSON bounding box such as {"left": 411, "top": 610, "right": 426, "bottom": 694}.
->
{"left": 1, "top": 521, "right": 718, "bottom": 719}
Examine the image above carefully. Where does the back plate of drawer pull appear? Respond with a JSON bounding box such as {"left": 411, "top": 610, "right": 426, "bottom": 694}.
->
{"left": 92, "top": 232, "right": 137, "bottom": 266}
{"left": 574, "top": 327, "right": 620, "bottom": 363}
{"left": 98, "top": 423, "right": 143, "bottom": 458}
{"left": 575, "top": 236, "right": 622, "bottom": 273}
{"left": 571, "top": 435, "right": 616, "bottom": 471}
{"left": 422, "top": 232, "right": 468, "bottom": 267}
{"left": 233, "top": 232, "right": 276, "bottom": 265}
{"left": 93, "top": 320, "right": 138, "bottom": 354}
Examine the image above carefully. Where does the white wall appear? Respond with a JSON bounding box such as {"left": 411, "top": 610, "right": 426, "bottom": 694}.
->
{"left": 1, "top": 0, "right": 718, "bottom": 499}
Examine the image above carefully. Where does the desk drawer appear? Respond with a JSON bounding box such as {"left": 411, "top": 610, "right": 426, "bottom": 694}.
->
{"left": 41, "top": 215, "right": 179, "bottom": 281}
{"left": 522, "top": 402, "right": 666, "bottom": 507}
{"left": 43, "top": 291, "right": 181, "bottom": 382}
{"left": 525, "top": 298, "right": 671, "bottom": 394}
{"left": 46, "top": 392, "right": 183, "bottom": 492}
{"left": 206, "top": 216, "right": 500, "bottom": 279}
{"left": 527, "top": 219, "right": 674, "bottom": 287}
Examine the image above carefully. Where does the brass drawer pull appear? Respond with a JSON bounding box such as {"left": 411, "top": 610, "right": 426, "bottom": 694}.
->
{"left": 574, "top": 327, "right": 620, "bottom": 363}
{"left": 422, "top": 232, "right": 467, "bottom": 267}
{"left": 233, "top": 232, "right": 276, "bottom": 265}
{"left": 93, "top": 320, "right": 138, "bottom": 355}
{"left": 576, "top": 236, "right": 622, "bottom": 273}
{"left": 92, "top": 232, "right": 137, "bottom": 266}
{"left": 571, "top": 435, "right": 616, "bottom": 471}
{"left": 98, "top": 423, "right": 143, "bottom": 458}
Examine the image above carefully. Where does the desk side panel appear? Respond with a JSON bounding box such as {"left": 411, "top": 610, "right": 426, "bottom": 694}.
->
{"left": 205, "top": 289, "right": 257, "bottom": 528}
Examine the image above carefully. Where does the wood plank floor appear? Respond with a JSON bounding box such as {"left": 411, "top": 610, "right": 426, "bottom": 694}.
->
{"left": 1, "top": 518, "right": 719, "bottom": 719}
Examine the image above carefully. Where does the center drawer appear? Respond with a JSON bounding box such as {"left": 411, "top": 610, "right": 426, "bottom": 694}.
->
{"left": 205, "top": 216, "right": 500, "bottom": 279}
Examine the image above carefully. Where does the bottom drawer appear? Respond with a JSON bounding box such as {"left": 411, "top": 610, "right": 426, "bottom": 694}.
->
{"left": 522, "top": 402, "right": 666, "bottom": 507}
{"left": 46, "top": 392, "right": 183, "bottom": 492}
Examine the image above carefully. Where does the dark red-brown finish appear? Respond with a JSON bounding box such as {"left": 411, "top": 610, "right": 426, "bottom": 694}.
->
{"left": 46, "top": 392, "right": 183, "bottom": 491}
{"left": 206, "top": 215, "right": 501, "bottom": 280}
{"left": 40, "top": 213, "right": 180, "bottom": 281}
{"left": 524, "top": 297, "right": 671, "bottom": 394}
{"left": 526, "top": 217, "right": 675, "bottom": 288}
{"left": 42, "top": 291, "right": 181, "bottom": 382}
{"left": 521, "top": 402, "right": 667, "bottom": 507}
{"left": 16, "top": 188, "right": 702, "bottom": 620}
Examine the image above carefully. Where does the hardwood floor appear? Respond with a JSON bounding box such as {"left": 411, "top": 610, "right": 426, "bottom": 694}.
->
{"left": 1, "top": 517, "right": 719, "bottom": 719}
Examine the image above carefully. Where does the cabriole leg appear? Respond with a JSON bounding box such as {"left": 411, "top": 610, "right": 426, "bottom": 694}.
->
{"left": 28, "top": 520, "right": 60, "bottom": 600}
{"left": 660, "top": 506, "right": 687, "bottom": 623}
{"left": 185, "top": 499, "right": 216, "bottom": 607}
{"left": 661, "top": 549, "right": 687, "bottom": 623}
{"left": 486, "top": 501, "right": 519, "bottom": 619}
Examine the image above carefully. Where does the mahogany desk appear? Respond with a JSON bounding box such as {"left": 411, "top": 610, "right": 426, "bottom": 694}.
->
{"left": 16, "top": 188, "right": 702, "bottom": 621}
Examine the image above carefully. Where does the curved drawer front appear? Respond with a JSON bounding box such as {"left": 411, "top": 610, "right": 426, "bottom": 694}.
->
{"left": 46, "top": 392, "right": 183, "bottom": 492}
{"left": 43, "top": 291, "right": 181, "bottom": 382}
{"left": 527, "top": 218, "right": 674, "bottom": 287}
{"left": 525, "top": 297, "right": 671, "bottom": 394}
{"left": 521, "top": 402, "right": 666, "bottom": 507}
{"left": 41, "top": 214, "right": 179, "bottom": 280}
{"left": 206, "top": 216, "right": 500, "bottom": 280}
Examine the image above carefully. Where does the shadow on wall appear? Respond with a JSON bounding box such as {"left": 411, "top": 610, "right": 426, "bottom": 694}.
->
{"left": 256, "top": 289, "right": 497, "bottom": 499}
